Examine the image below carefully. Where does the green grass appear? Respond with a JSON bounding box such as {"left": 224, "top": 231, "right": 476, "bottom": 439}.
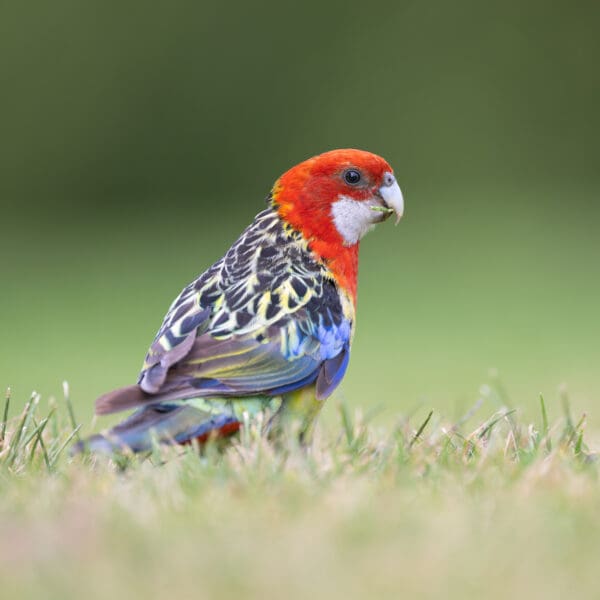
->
{"left": 1, "top": 382, "right": 599, "bottom": 599}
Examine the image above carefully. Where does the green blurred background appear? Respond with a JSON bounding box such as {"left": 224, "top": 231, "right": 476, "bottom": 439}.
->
{"left": 2, "top": 0, "right": 599, "bottom": 428}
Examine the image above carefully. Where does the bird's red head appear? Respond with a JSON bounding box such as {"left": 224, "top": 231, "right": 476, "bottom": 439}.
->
{"left": 272, "top": 148, "right": 404, "bottom": 301}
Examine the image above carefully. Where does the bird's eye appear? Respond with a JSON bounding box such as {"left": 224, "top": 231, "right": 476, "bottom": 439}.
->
{"left": 344, "top": 169, "right": 362, "bottom": 185}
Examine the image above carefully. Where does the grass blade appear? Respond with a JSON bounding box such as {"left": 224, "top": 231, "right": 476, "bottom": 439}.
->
{"left": 477, "top": 409, "right": 517, "bottom": 440}
{"left": 5, "top": 394, "right": 36, "bottom": 467}
{"left": 560, "top": 385, "right": 574, "bottom": 439}
{"left": 539, "top": 394, "right": 552, "bottom": 452}
{"left": 566, "top": 413, "right": 586, "bottom": 449}
{"left": 0, "top": 387, "right": 10, "bottom": 449}
{"left": 409, "top": 410, "right": 433, "bottom": 449}
{"left": 23, "top": 413, "right": 53, "bottom": 447}
{"left": 63, "top": 381, "right": 81, "bottom": 442}
{"left": 50, "top": 425, "right": 82, "bottom": 467}
{"left": 338, "top": 402, "right": 354, "bottom": 446}
{"left": 28, "top": 417, "right": 52, "bottom": 470}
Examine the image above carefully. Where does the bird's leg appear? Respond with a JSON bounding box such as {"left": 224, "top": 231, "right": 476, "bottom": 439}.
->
{"left": 265, "top": 386, "right": 323, "bottom": 446}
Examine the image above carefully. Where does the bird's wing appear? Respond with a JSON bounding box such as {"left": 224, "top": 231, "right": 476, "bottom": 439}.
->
{"left": 154, "top": 276, "right": 353, "bottom": 402}
{"left": 96, "top": 209, "right": 354, "bottom": 415}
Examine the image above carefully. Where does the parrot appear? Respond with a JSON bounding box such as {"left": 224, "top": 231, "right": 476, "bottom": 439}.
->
{"left": 74, "top": 148, "right": 404, "bottom": 454}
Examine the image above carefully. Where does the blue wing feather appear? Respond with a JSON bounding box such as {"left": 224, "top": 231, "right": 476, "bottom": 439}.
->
{"left": 145, "top": 315, "right": 352, "bottom": 404}
{"left": 316, "top": 344, "right": 350, "bottom": 399}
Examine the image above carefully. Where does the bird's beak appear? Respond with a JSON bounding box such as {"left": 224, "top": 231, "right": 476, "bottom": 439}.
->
{"left": 378, "top": 175, "right": 404, "bottom": 225}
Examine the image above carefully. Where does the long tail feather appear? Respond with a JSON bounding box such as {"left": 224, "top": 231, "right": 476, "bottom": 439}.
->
{"left": 95, "top": 384, "right": 150, "bottom": 415}
{"left": 72, "top": 403, "right": 240, "bottom": 455}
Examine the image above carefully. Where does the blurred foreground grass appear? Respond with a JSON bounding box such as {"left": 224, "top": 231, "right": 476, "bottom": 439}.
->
{"left": 1, "top": 384, "right": 599, "bottom": 599}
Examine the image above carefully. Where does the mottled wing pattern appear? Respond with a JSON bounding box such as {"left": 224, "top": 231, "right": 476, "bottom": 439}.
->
{"left": 138, "top": 207, "right": 355, "bottom": 404}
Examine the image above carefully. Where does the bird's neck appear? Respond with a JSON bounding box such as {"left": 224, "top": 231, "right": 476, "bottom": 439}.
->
{"left": 268, "top": 191, "right": 359, "bottom": 303}
{"left": 309, "top": 238, "right": 359, "bottom": 302}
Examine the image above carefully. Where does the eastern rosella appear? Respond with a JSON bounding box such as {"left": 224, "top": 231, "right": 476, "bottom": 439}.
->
{"left": 77, "top": 149, "right": 404, "bottom": 453}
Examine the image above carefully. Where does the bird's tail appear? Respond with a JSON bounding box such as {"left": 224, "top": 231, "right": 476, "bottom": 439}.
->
{"left": 71, "top": 402, "right": 240, "bottom": 455}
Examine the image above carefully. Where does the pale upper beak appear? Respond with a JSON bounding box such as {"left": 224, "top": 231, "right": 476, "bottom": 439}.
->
{"left": 378, "top": 172, "right": 404, "bottom": 224}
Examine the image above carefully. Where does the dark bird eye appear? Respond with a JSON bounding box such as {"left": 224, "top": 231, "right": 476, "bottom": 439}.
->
{"left": 344, "top": 169, "right": 361, "bottom": 185}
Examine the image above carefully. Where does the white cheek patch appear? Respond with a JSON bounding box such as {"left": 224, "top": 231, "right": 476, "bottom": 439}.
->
{"left": 331, "top": 195, "right": 378, "bottom": 246}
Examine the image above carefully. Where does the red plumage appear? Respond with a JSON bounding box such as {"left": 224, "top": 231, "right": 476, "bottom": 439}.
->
{"left": 273, "top": 149, "right": 393, "bottom": 300}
